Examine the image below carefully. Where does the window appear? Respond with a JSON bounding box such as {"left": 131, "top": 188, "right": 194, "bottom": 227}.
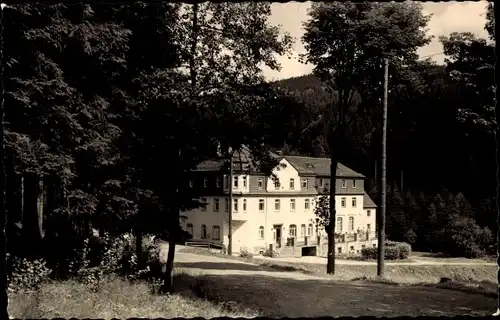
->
{"left": 367, "top": 210, "right": 371, "bottom": 217}
{"left": 307, "top": 224, "right": 313, "bottom": 236}
{"left": 350, "top": 246, "right": 354, "bottom": 251}
{"left": 203, "top": 177, "right": 208, "bottom": 188}
{"left": 274, "top": 180, "right": 280, "bottom": 190}
{"left": 224, "top": 175, "right": 229, "bottom": 189}
{"left": 301, "top": 224, "right": 306, "bottom": 236}
{"left": 289, "top": 224, "right": 297, "bottom": 237}
{"left": 216, "top": 177, "right": 221, "bottom": 188}
{"left": 349, "top": 216, "right": 354, "bottom": 231}
{"left": 367, "top": 224, "right": 371, "bottom": 231}
{"left": 243, "top": 199, "right": 247, "bottom": 211}
{"left": 189, "top": 180, "right": 194, "bottom": 188}
{"left": 258, "top": 199, "right": 265, "bottom": 211}
{"left": 212, "top": 225, "right": 221, "bottom": 240}
{"left": 290, "top": 199, "right": 296, "bottom": 211}
{"left": 305, "top": 199, "right": 310, "bottom": 210}
{"left": 201, "top": 224, "right": 207, "bottom": 239}
{"left": 213, "top": 198, "right": 220, "bottom": 212}
{"left": 258, "top": 226, "right": 264, "bottom": 239}
{"left": 319, "top": 178, "right": 324, "bottom": 187}
{"left": 337, "top": 247, "right": 342, "bottom": 254}
{"left": 301, "top": 178, "right": 308, "bottom": 189}
{"left": 341, "top": 179, "right": 346, "bottom": 188}
{"left": 352, "top": 180, "right": 357, "bottom": 188}
{"left": 341, "top": 197, "right": 346, "bottom": 208}
{"left": 289, "top": 178, "right": 295, "bottom": 190}
{"left": 362, "top": 245, "right": 366, "bottom": 249}
{"left": 336, "top": 217, "right": 343, "bottom": 233}
{"left": 352, "top": 197, "right": 357, "bottom": 208}
{"left": 201, "top": 198, "right": 207, "bottom": 211}
{"left": 225, "top": 199, "right": 229, "bottom": 212}
{"left": 233, "top": 199, "right": 238, "bottom": 212}
{"left": 187, "top": 223, "right": 193, "bottom": 236}
{"left": 233, "top": 176, "right": 238, "bottom": 188}
{"left": 243, "top": 176, "right": 247, "bottom": 188}
{"left": 258, "top": 178, "right": 264, "bottom": 190}
{"left": 274, "top": 199, "right": 281, "bottom": 211}
{"left": 373, "top": 244, "right": 377, "bottom": 248}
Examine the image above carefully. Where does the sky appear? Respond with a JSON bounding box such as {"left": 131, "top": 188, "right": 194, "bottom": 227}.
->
{"left": 264, "top": 1, "right": 490, "bottom": 81}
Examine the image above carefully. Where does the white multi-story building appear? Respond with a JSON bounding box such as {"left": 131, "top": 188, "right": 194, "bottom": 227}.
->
{"left": 182, "top": 147, "right": 377, "bottom": 256}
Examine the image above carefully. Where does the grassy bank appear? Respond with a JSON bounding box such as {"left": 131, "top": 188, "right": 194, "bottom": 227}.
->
{"left": 8, "top": 275, "right": 259, "bottom": 318}
{"left": 178, "top": 246, "right": 497, "bottom": 296}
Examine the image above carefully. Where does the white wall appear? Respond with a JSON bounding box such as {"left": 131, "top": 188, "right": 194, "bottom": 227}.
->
{"left": 266, "top": 159, "right": 302, "bottom": 192}
{"left": 223, "top": 174, "right": 251, "bottom": 194}
{"left": 181, "top": 192, "right": 376, "bottom": 254}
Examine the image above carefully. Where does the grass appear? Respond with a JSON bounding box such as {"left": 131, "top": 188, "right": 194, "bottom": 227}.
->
{"left": 8, "top": 275, "right": 259, "bottom": 318}
{"left": 178, "top": 246, "right": 497, "bottom": 296}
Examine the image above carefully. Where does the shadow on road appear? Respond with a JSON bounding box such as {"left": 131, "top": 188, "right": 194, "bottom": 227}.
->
{"left": 172, "top": 272, "right": 495, "bottom": 317}
{"left": 175, "top": 261, "right": 277, "bottom": 272}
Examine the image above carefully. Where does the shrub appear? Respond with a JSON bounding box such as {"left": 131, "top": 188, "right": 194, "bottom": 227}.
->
{"left": 8, "top": 257, "right": 52, "bottom": 293}
{"left": 361, "top": 244, "right": 409, "bottom": 260}
{"left": 384, "top": 241, "right": 412, "bottom": 259}
{"left": 239, "top": 250, "right": 254, "bottom": 259}
{"left": 262, "top": 249, "right": 279, "bottom": 258}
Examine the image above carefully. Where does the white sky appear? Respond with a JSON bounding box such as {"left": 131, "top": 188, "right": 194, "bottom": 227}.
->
{"left": 264, "top": 1, "right": 490, "bottom": 81}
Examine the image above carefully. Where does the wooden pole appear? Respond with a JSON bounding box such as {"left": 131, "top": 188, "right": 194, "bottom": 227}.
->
{"left": 377, "top": 58, "right": 388, "bottom": 277}
{"left": 228, "top": 148, "right": 234, "bottom": 256}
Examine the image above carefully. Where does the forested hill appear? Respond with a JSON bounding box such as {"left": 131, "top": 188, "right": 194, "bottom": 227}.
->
{"left": 271, "top": 68, "right": 495, "bottom": 207}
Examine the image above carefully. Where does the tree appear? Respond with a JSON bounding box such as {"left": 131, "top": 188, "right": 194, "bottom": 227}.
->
{"left": 131, "top": 3, "right": 296, "bottom": 292}
{"left": 301, "top": 1, "right": 431, "bottom": 274}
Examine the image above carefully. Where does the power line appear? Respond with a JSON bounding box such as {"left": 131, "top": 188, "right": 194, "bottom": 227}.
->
{"left": 418, "top": 51, "right": 445, "bottom": 60}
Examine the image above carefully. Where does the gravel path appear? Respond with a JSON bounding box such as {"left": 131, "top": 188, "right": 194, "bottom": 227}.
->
{"left": 160, "top": 244, "right": 497, "bottom": 317}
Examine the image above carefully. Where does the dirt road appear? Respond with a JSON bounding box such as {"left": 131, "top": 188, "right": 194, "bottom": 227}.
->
{"left": 163, "top": 245, "right": 496, "bottom": 317}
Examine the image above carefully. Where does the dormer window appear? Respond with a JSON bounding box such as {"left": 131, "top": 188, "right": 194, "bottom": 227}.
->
{"left": 352, "top": 180, "right": 357, "bottom": 188}
{"left": 216, "top": 177, "right": 221, "bottom": 188}
{"left": 189, "top": 180, "right": 194, "bottom": 188}
{"left": 203, "top": 177, "right": 208, "bottom": 188}
{"left": 274, "top": 180, "right": 280, "bottom": 190}
{"left": 290, "top": 178, "right": 295, "bottom": 190}
{"left": 319, "top": 178, "right": 324, "bottom": 188}
{"left": 306, "top": 163, "right": 314, "bottom": 168}
{"left": 233, "top": 176, "right": 238, "bottom": 188}
{"left": 243, "top": 176, "right": 247, "bottom": 188}
{"left": 301, "top": 178, "right": 308, "bottom": 189}
{"left": 341, "top": 179, "right": 346, "bottom": 188}
{"left": 258, "top": 178, "right": 264, "bottom": 190}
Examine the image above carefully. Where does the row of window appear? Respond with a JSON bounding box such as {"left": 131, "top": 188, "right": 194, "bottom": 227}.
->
{"left": 259, "top": 224, "right": 315, "bottom": 240}
{"left": 199, "top": 197, "right": 366, "bottom": 212}
{"left": 335, "top": 216, "right": 373, "bottom": 233}
{"left": 186, "top": 223, "right": 221, "bottom": 240}
{"left": 190, "top": 176, "right": 358, "bottom": 191}
{"left": 199, "top": 197, "right": 314, "bottom": 212}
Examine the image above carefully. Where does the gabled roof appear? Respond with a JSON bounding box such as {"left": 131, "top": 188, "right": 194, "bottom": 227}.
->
{"left": 284, "top": 156, "right": 365, "bottom": 178}
{"left": 363, "top": 193, "right": 377, "bottom": 208}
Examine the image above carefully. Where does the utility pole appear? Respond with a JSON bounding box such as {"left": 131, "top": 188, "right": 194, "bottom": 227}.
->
{"left": 227, "top": 147, "right": 234, "bottom": 256}
{"left": 377, "top": 58, "right": 388, "bottom": 277}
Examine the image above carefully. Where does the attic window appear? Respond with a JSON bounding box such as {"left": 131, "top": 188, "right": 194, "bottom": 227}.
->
{"left": 306, "top": 163, "right": 314, "bottom": 168}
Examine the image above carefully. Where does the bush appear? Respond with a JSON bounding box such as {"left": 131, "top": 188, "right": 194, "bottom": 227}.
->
{"left": 8, "top": 257, "right": 52, "bottom": 293}
{"left": 361, "top": 243, "right": 411, "bottom": 260}
{"left": 262, "top": 249, "right": 279, "bottom": 258}
{"left": 239, "top": 250, "right": 253, "bottom": 259}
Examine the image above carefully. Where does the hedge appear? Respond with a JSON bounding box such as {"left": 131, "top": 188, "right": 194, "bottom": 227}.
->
{"left": 361, "top": 241, "right": 412, "bottom": 260}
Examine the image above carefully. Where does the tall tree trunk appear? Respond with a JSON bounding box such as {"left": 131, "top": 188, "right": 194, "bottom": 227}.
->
{"left": 162, "top": 240, "right": 176, "bottom": 292}
{"left": 326, "top": 155, "right": 338, "bottom": 274}
{"left": 22, "top": 174, "right": 44, "bottom": 258}
{"left": 134, "top": 224, "right": 143, "bottom": 268}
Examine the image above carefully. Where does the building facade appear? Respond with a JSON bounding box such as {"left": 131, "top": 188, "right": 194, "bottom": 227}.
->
{"left": 181, "top": 150, "right": 378, "bottom": 256}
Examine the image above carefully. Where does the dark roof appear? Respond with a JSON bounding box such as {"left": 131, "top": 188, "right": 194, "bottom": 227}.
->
{"left": 284, "top": 156, "right": 365, "bottom": 178}
{"left": 363, "top": 193, "right": 377, "bottom": 208}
